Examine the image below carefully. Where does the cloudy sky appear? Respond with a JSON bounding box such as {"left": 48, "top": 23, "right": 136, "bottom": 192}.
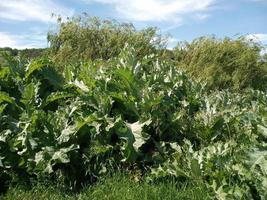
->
{"left": 0, "top": 0, "right": 266, "bottom": 49}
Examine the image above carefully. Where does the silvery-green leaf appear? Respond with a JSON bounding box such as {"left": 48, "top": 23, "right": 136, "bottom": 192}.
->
{"left": 126, "top": 119, "right": 151, "bottom": 151}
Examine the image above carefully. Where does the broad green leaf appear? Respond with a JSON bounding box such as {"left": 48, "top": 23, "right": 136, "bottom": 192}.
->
{"left": 52, "top": 145, "right": 77, "bottom": 164}
{"left": 0, "top": 91, "right": 15, "bottom": 104}
{"left": 57, "top": 125, "right": 76, "bottom": 144}
{"left": 0, "top": 104, "right": 7, "bottom": 114}
{"left": 20, "top": 82, "right": 40, "bottom": 106}
{"left": 0, "top": 67, "right": 9, "bottom": 78}
{"left": 43, "top": 92, "right": 74, "bottom": 107}
{"left": 25, "top": 59, "right": 48, "bottom": 79}
{"left": 76, "top": 115, "right": 99, "bottom": 133}
{"left": 52, "top": 150, "right": 70, "bottom": 164}
{"left": 247, "top": 149, "right": 267, "bottom": 175}
{"left": 190, "top": 159, "right": 201, "bottom": 178}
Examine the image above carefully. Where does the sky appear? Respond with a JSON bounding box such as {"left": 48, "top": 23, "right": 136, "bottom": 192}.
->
{"left": 0, "top": 0, "right": 266, "bottom": 49}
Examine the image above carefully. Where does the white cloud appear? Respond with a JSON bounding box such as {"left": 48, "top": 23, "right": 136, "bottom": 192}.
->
{"left": 0, "top": 32, "right": 17, "bottom": 48}
{"left": 0, "top": 32, "right": 47, "bottom": 49}
{"left": 246, "top": 34, "right": 267, "bottom": 43}
{"left": 85, "top": 0, "right": 215, "bottom": 22}
{"left": 0, "top": 0, "right": 73, "bottom": 23}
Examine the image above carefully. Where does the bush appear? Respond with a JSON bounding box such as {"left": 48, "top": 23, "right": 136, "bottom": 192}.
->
{"left": 173, "top": 36, "right": 267, "bottom": 91}
{"left": 47, "top": 14, "right": 167, "bottom": 66}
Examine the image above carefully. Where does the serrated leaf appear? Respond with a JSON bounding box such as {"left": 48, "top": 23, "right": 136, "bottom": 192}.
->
{"left": 0, "top": 91, "right": 15, "bottom": 104}
{"left": 126, "top": 120, "right": 151, "bottom": 151}
{"left": 57, "top": 125, "right": 76, "bottom": 144}
{"left": 20, "top": 82, "right": 40, "bottom": 106}
{"left": 247, "top": 149, "right": 267, "bottom": 175}
{"left": 52, "top": 150, "right": 70, "bottom": 164}
{"left": 43, "top": 92, "right": 74, "bottom": 106}
{"left": 69, "top": 79, "right": 89, "bottom": 92}
{"left": 52, "top": 145, "right": 77, "bottom": 164}
{"left": 0, "top": 130, "right": 12, "bottom": 143}
{"left": 25, "top": 59, "right": 48, "bottom": 79}
{"left": 0, "top": 104, "right": 7, "bottom": 114}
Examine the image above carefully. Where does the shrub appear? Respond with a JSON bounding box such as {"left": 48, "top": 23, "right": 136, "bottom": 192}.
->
{"left": 47, "top": 14, "right": 167, "bottom": 66}
{"left": 173, "top": 36, "right": 267, "bottom": 91}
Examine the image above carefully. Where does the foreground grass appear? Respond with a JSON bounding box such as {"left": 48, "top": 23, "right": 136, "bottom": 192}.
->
{"left": 1, "top": 175, "right": 210, "bottom": 200}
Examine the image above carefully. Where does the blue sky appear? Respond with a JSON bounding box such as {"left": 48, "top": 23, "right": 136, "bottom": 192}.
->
{"left": 0, "top": 0, "right": 266, "bottom": 49}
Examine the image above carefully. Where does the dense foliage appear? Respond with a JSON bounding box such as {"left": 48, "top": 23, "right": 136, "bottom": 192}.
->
{"left": 2, "top": 15, "right": 267, "bottom": 91}
{"left": 47, "top": 15, "right": 167, "bottom": 66}
{"left": 45, "top": 15, "right": 267, "bottom": 91}
{"left": 0, "top": 45, "right": 267, "bottom": 199}
{"left": 173, "top": 37, "right": 267, "bottom": 91}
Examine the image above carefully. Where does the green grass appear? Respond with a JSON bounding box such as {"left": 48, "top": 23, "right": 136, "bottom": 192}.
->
{"left": 1, "top": 174, "right": 210, "bottom": 200}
